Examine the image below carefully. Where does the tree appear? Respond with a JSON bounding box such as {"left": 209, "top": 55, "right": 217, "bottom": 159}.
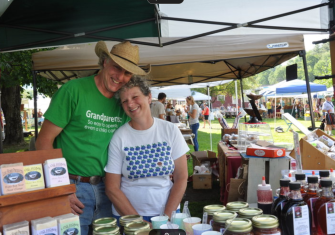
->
{"left": 0, "top": 49, "right": 59, "bottom": 145}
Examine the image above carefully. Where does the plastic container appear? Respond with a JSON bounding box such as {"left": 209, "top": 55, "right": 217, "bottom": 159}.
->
{"left": 257, "top": 176, "right": 273, "bottom": 214}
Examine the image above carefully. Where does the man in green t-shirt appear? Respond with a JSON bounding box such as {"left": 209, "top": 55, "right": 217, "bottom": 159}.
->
{"left": 36, "top": 41, "right": 150, "bottom": 235}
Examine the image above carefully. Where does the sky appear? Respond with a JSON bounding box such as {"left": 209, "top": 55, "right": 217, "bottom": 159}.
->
{"left": 304, "top": 34, "right": 329, "bottom": 51}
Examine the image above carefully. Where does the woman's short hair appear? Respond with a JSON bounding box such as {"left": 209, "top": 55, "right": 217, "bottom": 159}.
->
{"left": 186, "top": 96, "right": 195, "bottom": 105}
{"left": 115, "top": 75, "right": 151, "bottom": 99}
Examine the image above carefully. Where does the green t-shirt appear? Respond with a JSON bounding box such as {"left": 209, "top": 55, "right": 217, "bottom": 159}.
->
{"left": 44, "top": 75, "right": 129, "bottom": 177}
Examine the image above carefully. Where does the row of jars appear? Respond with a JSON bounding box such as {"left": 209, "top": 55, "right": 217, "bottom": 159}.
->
{"left": 92, "top": 215, "right": 151, "bottom": 235}
{"left": 204, "top": 203, "right": 280, "bottom": 234}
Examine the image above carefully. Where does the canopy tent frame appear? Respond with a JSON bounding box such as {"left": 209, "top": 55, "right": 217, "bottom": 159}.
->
{"left": 0, "top": 1, "right": 331, "bottom": 52}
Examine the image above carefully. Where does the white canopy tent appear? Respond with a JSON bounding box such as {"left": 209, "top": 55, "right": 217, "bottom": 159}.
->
{"left": 150, "top": 87, "right": 191, "bottom": 100}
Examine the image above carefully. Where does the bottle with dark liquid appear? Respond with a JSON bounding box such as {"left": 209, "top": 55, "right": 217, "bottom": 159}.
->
{"left": 313, "top": 179, "right": 335, "bottom": 235}
{"left": 295, "top": 173, "right": 307, "bottom": 197}
{"left": 281, "top": 182, "right": 311, "bottom": 235}
{"left": 272, "top": 179, "right": 290, "bottom": 233}
{"left": 303, "top": 176, "right": 319, "bottom": 235}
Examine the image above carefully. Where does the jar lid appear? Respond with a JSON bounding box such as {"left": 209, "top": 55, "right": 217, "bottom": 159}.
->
{"left": 203, "top": 205, "right": 226, "bottom": 215}
{"left": 134, "top": 229, "right": 152, "bottom": 235}
{"left": 213, "top": 211, "right": 237, "bottom": 223}
{"left": 225, "top": 218, "right": 252, "bottom": 232}
{"left": 238, "top": 208, "right": 263, "bottom": 218}
{"left": 124, "top": 222, "right": 150, "bottom": 233}
{"left": 120, "top": 215, "right": 143, "bottom": 226}
{"left": 93, "top": 226, "right": 119, "bottom": 235}
{"left": 93, "top": 217, "right": 117, "bottom": 227}
{"left": 252, "top": 215, "right": 279, "bottom": 229}
{"left": 226, "top": 201, "right": 249, "bottom": 211}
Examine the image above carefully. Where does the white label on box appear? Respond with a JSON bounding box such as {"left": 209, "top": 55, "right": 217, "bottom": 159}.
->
{"left": 292, "top": 205, "right": 310, "bottom": 235}
{"left": 254, "top": 150, "right": 265, "bottom": 156}
{"left": 277, "top": 149, "right": 283, "bottom": 156}
{"left": 326, "top": 202, "right": 335, "bottom": 233}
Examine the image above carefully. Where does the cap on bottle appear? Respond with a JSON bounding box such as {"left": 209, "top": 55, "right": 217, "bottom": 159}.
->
{"left": 319, "top": 170, "right": 330, "bottom": 178}
{"left": 289, "top": 182, "right": 301, "bottom": 190}
{"left": 320, "top": 179, "right": 332, "bottom": 188}
{"left": 295, "top": 173, "right": 305, "bottom": 181}
{"left": 307, "top": 176, "right": 318, "bottom": 184}
{"left": 280, "top": 179, "right": 290, "bottom": 187}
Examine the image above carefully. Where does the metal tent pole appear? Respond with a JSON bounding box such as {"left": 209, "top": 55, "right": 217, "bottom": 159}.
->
{"left": 32, "top": 70, "right": 39, "bottom": 139}
{"left": 0, "top": 89, "right": 2, "bottom": 153}
{"left": 300, "top": 50, "right": 315, "bottom": 129}
{"left": 239, "top": 72, "right": 247, "bottom": 122}
{"left": 235, "top": 80, "right": 238, "bottom": 115}
{"left": 207, "top": 85, "right": 212, "bottom": 151}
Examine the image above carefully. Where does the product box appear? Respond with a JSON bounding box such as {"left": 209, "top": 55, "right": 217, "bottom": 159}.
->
{"left": 246, "top": 147, "right": 286, "bottom": 158}
{"left": 0, "top": 163, "right": 26, "bottom": 195}
{"left": 193, "top": 169, "right": 212, "bottom": 189}
{"left": 54, "top": 213, "right": 80, "bottom": 235}
{"left": 3, "top": 220, "right": 29, "bottom": 235}
{"left": 31, "top": 217, "right": 57, "bottom": 235}
{"left": 43, "top": 158, "right": 70, "bottom": 188}
{"left": 24, "top": 164, "right": 45, "bottom": 191}
{"left": 290, "top": 129, "right": 335, "bottom": 170}
{"left": 191, "top": 150, "right": 217, "bottom": 167}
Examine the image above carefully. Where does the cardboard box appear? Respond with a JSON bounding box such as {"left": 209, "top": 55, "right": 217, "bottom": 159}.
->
{"left": 221, "top": 128, "right": 238, "bottom": 138}
{"left": 193, "top": 170, "right": 212, "bottom": 189}
{"left": 246, "top": 147, "right": 286, "bottom": 158}
{"left": 191, "top": 150, "right": 217, "bottom": 167}
{"left": 290, "top": 129, "right": 335, "bottom": 170}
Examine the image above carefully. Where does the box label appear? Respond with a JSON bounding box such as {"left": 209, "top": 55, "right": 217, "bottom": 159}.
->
{"left": 59, "top": 221, "right": 80, "bottom": 235}
{"left": 36, "top": 226, "right": 57, "bottom": 235}
{"left": 254, "top": 150, "right": 265, "bottom": 156}
{"left": 24, "top": 164, "right": 45, "bottom": 190}
{"left": 1, "top": 164, "right": 26, "bottom": 194}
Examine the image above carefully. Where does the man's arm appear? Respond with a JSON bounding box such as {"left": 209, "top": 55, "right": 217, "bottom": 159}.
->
{"left": 35, "top": 120, "right": 85, "bottom": 215}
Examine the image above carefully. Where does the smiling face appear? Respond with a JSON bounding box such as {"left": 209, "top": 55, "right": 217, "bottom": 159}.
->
{"left": 120, "top": 87, "right": 152, "bottom": 121}
{"left": 101, "top": 58, "right": 133, "bottom": 95}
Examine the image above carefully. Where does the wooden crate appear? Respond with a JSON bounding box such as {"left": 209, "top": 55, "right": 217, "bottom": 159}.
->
{"left": 0, "top": 149, "right": 75, "bottom": 230}
{"left": 193, "top": 172, "right": 212, "bottom": 189}
{"left": 241, "top": 154, "right": 290, "bottom": 204}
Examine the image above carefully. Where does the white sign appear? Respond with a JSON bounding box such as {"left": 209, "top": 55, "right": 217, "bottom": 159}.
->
{"left": 293, "top": 205, "right": 310, "bottom": 235}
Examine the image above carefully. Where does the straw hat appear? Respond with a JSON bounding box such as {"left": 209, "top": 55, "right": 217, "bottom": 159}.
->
{"left": 95, "top": 41, "right": 150, "bottom": 75}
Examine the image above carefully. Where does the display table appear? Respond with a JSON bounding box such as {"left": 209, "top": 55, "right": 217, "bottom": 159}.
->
{"left": 217, "top": 142, "right": 242, "bottom": 205}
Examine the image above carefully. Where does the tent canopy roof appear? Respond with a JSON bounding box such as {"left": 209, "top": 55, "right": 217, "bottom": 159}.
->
{"left": 32, "top": 34, "right": 305, "bottom": 87}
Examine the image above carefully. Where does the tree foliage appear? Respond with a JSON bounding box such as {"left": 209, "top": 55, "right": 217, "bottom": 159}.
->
{"left": 0, "top": 49, "right": 59, "bottom": 145}
{"left": 252, "top": 43, "right": 331, "bottom": 87}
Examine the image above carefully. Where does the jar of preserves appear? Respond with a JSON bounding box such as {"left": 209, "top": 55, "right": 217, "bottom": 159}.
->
{"left": 203, "top": 204, "right": 226, "bottom": 224}
{"left": 226, "top": 201, "right": 249, "bottom": 213}
{"left": 238, "top": 208, "right": 263, "bottom": 220}
{"left": 225, "top": 218, "right": 253, "bottom": 235}
{"left": 252, "top": 215, "right": 281, "bottom": 235}
{"left": 212, "top": 210, "right": 237, "bottom": 233}
{"left": 120, "top": 215, "right": 143, "bottom": 235}
{"left": 124, "top": 221, "right": 150, "bottom": 235}
{"left": 93, "top": 217, "right": 117, "bottom": 229}
{"left": 93, "top": 225, "right": 120, "bottom": 235}
{"left": 134, "top": 229, "right": 151, "bottom": 235}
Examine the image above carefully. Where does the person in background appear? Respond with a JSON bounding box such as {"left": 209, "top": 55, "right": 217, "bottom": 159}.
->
{"left": 185, "top": 96, "right": 200, "bottom": 151}
{"left": 202, "top": 103, "right": 210, "bottom": 128}
{"left": 322, "top": 95, "right": 335, "bottom": 136}
{"left": 266, "top": 99, "right": 272, "bottom": 118}
{"left": 35, "top": 40, "right": 149, "bottom": 235}
{"left": 151, "top": 93, "right": 166, "bottom": 120}
{"left": 37, "top": 109, "right": 44, "bottom": 126}
{"left": 105, "top": 76, "right": 188, "bottom": 221}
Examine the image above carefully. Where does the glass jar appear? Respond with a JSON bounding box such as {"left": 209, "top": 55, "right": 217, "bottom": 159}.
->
{"left": 93, "top": 217, "right": 117, "bottom": 229}
{"left": 252, "top": 215, "right": 281, "bottom": 235}
{"left": 238, "top": 208, "right": 263, "bottom": 220}
{"left": 120, "top": 215, "right": 143, "bottom": 235}
{"left": 212, "top": 210, "right": 237, "bottom": 233}
{"left": 134, "top": 229, "right": 151, "bottom": 235}
{"left": 226, "top": 201, "right": 249, "bottom": 213}
{"left": 203, "top": 204, "right": 226, "bottom": 224}
{"left": 225, "top": 218, "right": 253, "bottom": 235}
{"left": 124, "top": 221, "right": 150, "bottom": 235}
{"left": 93, "top": 226, "right": 120, "bottom": 235}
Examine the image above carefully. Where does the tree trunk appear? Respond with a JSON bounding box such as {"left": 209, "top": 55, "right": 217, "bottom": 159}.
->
{"left": 1, "top": 85, "right": 24, "bottom": 145}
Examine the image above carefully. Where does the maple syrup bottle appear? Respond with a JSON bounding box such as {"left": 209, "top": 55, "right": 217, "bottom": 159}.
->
{"left": 303, "top": 176, "right": 319, "bottom": 235}
{"left": 271, "top": 179, "right": 290, "bottom": 217}
{"left": 314, "top": 179, "right": 335, "bottom": 235}
{"left": 295, "top": 173, "right": 307, "bottom": 197}
{"left": 281, "top": 182, "right": 311, "bottom": 235}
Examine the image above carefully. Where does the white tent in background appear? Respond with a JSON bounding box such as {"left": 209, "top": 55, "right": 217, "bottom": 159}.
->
{"left": 191, "top": 91, "right": 211, "bottom": 101}
{"left": 150, "top": 87, "right": 191, "bottom": 100}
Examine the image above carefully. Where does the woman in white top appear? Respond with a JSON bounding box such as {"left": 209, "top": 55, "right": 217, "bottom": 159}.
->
{"left": 322, "top": 95, "right": 335, "bottom": 135}
{"left": 185, "top": 96, "right": 200, "bottom": 151}
{"left": 105, "top": 75, "right": 189, "bottom": 222}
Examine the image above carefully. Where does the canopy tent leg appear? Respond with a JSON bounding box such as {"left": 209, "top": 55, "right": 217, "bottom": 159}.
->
{"left": 235, "top": 80, "right": 238, "bottom": 115}
{"left": 239, "top": 72, "right": 247, "bottom": 122}
{"left": 32, "top": 70, "right": 39, "bottom": 139}
{"left": 0, "top": 89, "right": 3, "bottom": 154}
{"left": 300, "top": 50, "right": 315, "bottom": 130}
{"left": 207, "top": 85, "right": 212, "bottom": 151}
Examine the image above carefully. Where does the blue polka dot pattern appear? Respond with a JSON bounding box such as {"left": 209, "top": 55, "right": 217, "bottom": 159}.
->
{"left": 124, "top": 142, "right": 174, "bottom": 180}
